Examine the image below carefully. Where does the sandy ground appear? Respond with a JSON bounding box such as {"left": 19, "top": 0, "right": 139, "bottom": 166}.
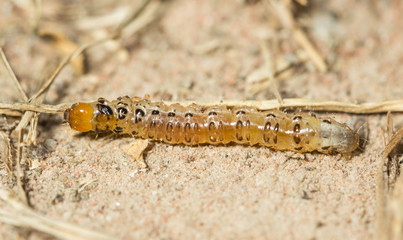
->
{"left": 0, "top": 0, "right": 403, "bottom": 239}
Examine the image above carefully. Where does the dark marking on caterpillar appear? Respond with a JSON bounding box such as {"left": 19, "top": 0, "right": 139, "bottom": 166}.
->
{"left": 273, "top": 123, "right": 279, "bottom": 144}
{"left": 245, "top": 120, "right": 251, "bottom": 141}
{"left": 117, "top": 101, "right": 128, "bottom": 106}
{"left": 293, "top": 116, "right": 302, "bottom": 121}
{"left": 113, "top": 126, "right": 123, "bottom": 134}
{"left": 97, "top": 98, "right": 106, "bottom": 104}
{"left": 263, "top": 121, "right": 271, "bottom": 143}
{"left": 293, "top": 123, "right": 301, "bottom": 144}
{"left": 209, "top": 111, "right": 217, "bottom": 116}
{"left": 97, "top": 104, "right": 113, "bottom": 116}
{"left": 136, "top": 109, "right": 145, "bottom": 117}
{"left": 184, "top": 122, "right": 191, "bottom": 143}
{"left": 118, "top": 107, "right": 128, "bottom": 119}
{"left": 236, "top": 110, "right": 246, "bottom": 115}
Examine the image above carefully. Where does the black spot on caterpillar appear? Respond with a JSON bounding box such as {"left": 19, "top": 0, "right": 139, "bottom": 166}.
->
{"left": 64, "top": 96, "right": 359, "bottom": 154}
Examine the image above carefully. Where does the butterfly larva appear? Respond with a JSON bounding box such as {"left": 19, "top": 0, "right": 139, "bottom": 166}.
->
{"left": 64, "top": 96, "right": 359, "bottom": 154}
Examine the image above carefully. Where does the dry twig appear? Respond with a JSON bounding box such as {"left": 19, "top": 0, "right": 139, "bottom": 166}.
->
{"left": 264, "top": 0, "right": 328, "bottom": 72}
{"left": 1, "top": 99, "right": 403, "bottom": 115}
{"left": 260, "top": 40, "right": 283, "bottom": 104}
{"left": 0, "top": 49, "right": 28, "bottom": 102}
{"left": 163, "top": 98, "right": 403, "bottom": 114}
{"left": 376, "top": 127, "right": 403, "bottom": 240}
{"left": 0, "top": 131, "right": 14, "bottom": 175}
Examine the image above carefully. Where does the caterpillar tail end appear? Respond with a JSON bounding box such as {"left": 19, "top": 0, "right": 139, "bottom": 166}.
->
{"left": 319, "top": 121, "right": 360, "bottom": 154}
{"left": 64, "top": 103, "right": 94, "bottom": 132}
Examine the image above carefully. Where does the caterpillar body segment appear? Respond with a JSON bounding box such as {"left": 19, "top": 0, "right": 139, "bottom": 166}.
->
{"left": 64, "top": 96, "right": 359, "bottom": 154}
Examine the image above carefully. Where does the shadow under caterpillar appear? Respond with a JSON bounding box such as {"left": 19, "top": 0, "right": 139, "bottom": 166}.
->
{"left": 64, "top": 96, "right": 359, "bottom": 154}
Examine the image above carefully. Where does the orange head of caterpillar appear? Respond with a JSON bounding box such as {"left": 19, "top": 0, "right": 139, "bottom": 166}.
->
{"left": 64, "top": 103, "right": 94, "bottom": 132}
{"left": 65, "top": 101, "right": 118, "bottom": 133}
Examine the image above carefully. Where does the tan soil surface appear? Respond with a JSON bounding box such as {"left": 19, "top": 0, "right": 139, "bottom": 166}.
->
{"left": 0, "top": 1, "right": 402, "bottom": 239}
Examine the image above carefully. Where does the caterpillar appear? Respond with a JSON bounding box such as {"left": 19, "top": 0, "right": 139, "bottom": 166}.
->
{"left": 64, "top": 96, "right": 359, "bottom": 154}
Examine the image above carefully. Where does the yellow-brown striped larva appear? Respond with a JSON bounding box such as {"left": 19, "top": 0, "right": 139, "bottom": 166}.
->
{"left": 64, "top": 96, "right": 359, "bottom": 154}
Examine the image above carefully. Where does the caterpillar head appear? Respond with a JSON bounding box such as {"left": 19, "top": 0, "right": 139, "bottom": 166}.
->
{"left": 65, "top": 99, "right": 118, "bottom": 132}
{"left": 64, "top": 103, "right": 94, "bottom": 132}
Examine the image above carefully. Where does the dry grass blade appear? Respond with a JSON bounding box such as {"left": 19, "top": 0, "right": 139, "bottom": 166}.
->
{"left": 0, "top": 48, "right": 28, "bottom": 101}
{"left": 260, "top": 40, "right": 283, "bottom": 105}
{"left": 113, "top": 0, "right": 152, "bottom": 37}
{"left": 26, "top": 112, "right": 39, "bottom": 146}
{"left": 376, "top": 127, "right": 403, "bottom": 240}
{"left": 37, "top": 28, "right": 86, "bottom": 75}
{"left": 28, "top": 43, "right": 97, "bottom": 102}
{"left": 119, "top": 0, "right": 165, "bottom": 40}
{"left": 32, "top": 0, "right": 42, "bottom": 32}
{"left": 0, "top": 131, "right": 14, "bottom": 175}
{"left": 245, "top": 61, "right": 298, "bottom": 97}
{"left": 0, "top": 189, "right": 115, "bottom": 240}
{"left": 387, "top": 173, "right": 403, "bottom": 240}
{"left": 0, "top": 99, "right": 403, "bottom": 115}
{"left": 0, "top": 109, "right": 22, "bottom": 117}
{"left": 387, "top": 112, "right": 394, "bottom": 141}
{"left": 15, "top": 130, "right": 28, "bottom": 205}
{"left": 0, "top": 49, "right": 30, "bottom": 203}
{"left": 164, "top": 98, "right": 403, "bottom": 114}
{"left": 265, "top": 0, "right": 328, "bottom": 72}
{"left": 0, "top": 102, "right": 65, "bottom": 113}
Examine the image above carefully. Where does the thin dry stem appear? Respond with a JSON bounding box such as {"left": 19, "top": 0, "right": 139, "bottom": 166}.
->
{"left": 26, "top": 112, "right": 39, "bottom": 147}
{"left": 0, "top": 48, "right": 28, "bottom": 101}
{"left": 119, "top": 0, "right": 164, "bottom": 40}
{"left": 16, "top": 93, "right": 45, "bottom": 138}
{"left": 1, "top": 99, "right": 403, "bottom": 115}
{"left": 0, "top": 131, "right": 14, "bottom": 175}
{"left": 28, "top": 42, "right": 101, "bottom": 102}
{"left": 32, "top": 0, "right": 42, "bottom": 32}
{"left": 163, "top": 98, "right": 403, "bottom": 114}
{"left": 260, "top": 40, "right": 283, "bottom": 105}
{"left": 113, "top": 0, "right": 152, "bottom": 37}
{"left": 265, "top": 0, "right": 328, "bottom": 72}
{"left": 0, "top": 109, "right": 22, "bottom": 117}
{"left": 0, "top": 102, "right": 66, "bottom": 113}
{"left": 245, "top": 61, "right": 299, "bottom": 96}
{"left": 15, "top": 130, "right": 28, "bottom": 205}
{"left": 376, "top": 127, "right": 403, "bottom": 240}
{"left": 387, "top": 112, "right": 394, "bottom": 141}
